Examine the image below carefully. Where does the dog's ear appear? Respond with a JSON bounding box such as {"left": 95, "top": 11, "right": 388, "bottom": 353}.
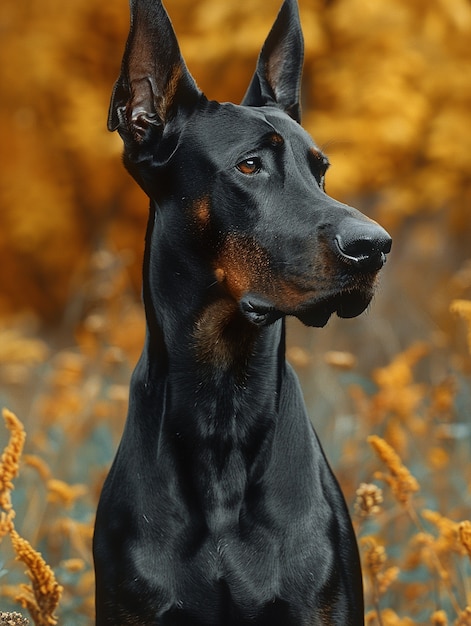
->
{"left": 108, "top": 0, "right": 201, "bottom": 144}
{"left": 241, "top": 0, "right": 304, "bottom": 123}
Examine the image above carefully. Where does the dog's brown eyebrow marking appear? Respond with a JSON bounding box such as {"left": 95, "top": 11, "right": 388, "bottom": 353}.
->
{"left": 270, "top": 133, "right": 284, "bottom": 145}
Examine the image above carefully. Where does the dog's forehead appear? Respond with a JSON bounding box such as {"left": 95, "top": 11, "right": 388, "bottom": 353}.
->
{"left": 184, "top": 101, "right": 315, "bottom": 156}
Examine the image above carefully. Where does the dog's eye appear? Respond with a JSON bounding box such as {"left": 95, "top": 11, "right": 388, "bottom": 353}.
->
{"left": 236, "top": 157, "right": 262, "bottom": 175}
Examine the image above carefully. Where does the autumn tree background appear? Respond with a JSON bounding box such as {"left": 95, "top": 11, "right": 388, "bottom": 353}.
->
{"left": 1, "top": 0, "right": 471, "bottom": 623}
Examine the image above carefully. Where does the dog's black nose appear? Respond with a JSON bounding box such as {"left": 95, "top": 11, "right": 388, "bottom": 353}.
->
{"left": 334, "top": 217, "right": 392, "bottom": 271}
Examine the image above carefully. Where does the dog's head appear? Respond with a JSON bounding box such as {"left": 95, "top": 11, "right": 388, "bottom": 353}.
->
{"left": 109, "top": 0, "right": 391, "bottom": 328}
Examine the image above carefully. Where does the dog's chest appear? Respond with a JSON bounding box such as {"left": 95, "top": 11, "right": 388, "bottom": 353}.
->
{"left": 130, "top": 523, "right": 312, "bottom": 625}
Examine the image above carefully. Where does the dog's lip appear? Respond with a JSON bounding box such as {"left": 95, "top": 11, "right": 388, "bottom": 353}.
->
{"left": 239, "top": 295, "right": 284, "bottom": 327}
{"left": 240, "top": 289, "right": 373, "bottom": 328}
{"left": 296, "top": 289, "right": 373, "bottom": 327}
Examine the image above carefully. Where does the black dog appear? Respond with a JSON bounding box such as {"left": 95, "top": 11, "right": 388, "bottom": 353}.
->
{"left": 93, "top": 0, "right": 391, "bottom": 624}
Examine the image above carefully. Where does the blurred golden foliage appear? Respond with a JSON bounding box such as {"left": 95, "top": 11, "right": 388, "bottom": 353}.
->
{"left": 1, "top": 0, "right": 471, "bottom": 318}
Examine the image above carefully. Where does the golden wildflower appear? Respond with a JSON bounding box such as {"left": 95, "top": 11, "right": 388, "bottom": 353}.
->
{"left": 10, "top": 530, "right": 63, "bottom": 626}
{"left": 422, "top": 509, "right": 462, "bottom": 556}
{"left": 458, "top": 520, "right": 471, "bottom": 560}
{"left": 455, "top": 607, "right": 471, "bottom": 626}
{"left": 409, "top": 522, "right": 451, "bottom": 582}
{"left": 377, "top": 566, "right": 399, "bottom": 595}
{"left": 354, "top": 482, "right": 383, "bottom": 518}
{"left": 368, "top": 435, "right": 419, "bottom": 506}
{"left": 46, "top": 479, "right": 87, "bottom": 509}
{"left": 360, "top": 537, "right": 400, "bottom": 605}
{"left": 405, "top": 532, "right": 435, "bottom": 571}
{"left": 360, "top": 536, "right": 387, "bottom": 577}
{"left": 431, "top": 609, "right": 448, "bottom": 626}
{"left": 0, "top": 409, "right": 26, "bottom": 512}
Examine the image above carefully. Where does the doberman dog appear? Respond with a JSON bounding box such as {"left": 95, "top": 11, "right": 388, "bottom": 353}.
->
{"left": 93, "top": 0, "right": 392, "bottom": 624}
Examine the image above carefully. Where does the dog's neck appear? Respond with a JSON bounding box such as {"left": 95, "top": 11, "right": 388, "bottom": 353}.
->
{"left": 138, "top": 204, "right": 286, "bottom": 435}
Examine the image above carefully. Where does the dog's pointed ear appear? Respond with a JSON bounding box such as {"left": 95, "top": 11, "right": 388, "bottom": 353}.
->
{"left": 241, "top": 0, "right": 304, "bottom": 123}
{"left": 108, "top": 0, "right": 201, "bottom": 144}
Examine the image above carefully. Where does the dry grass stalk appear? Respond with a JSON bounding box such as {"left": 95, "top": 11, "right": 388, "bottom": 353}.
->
{"left": 367, "top": 435, "right": 420, "bottom": 506}
{"left": 22, "top": 456, "right": 52, "bottom": 483}
{"left": 46, "top": 478, "right": 87, "bottom": 509}
{"left": 422, "top": 509, "right": 463, "bottom": 559}
{"left": 10, "top": 530, "right": 62, "bottom": 626}
{"left": 0, "top": 409, "right": 26, "bottom": 512}
{"left": 364, "top": 433, "right": 468, "bottom": 618}
{"left": 0, "top": 409, "right": 63, "bottom": 625}
{"left": 360, "top": 536, "right": 400, "bottom": 625}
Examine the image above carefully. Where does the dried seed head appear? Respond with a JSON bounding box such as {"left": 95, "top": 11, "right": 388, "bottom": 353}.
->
{"left": 355, "top": 482, "right": 383, "bottom": 518}
{"left": 368, "top": 435, "right": 419, "bottom": 506}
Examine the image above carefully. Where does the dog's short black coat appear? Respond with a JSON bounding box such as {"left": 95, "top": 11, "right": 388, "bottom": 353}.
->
{"left": 93, "top": 0, "right": 392, "bottom": 624}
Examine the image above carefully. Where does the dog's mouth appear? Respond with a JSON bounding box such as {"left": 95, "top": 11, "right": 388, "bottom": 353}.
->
{"left": 240, "top": 288, "right": 374, "bottom": 328}
{"left": 295, "top": 289, "right": 373, "bottom": 327}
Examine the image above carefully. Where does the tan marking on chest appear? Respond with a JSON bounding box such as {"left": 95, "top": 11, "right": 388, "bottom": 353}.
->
{"left": 193, "top": 298, "right": 257, "bottom": 369}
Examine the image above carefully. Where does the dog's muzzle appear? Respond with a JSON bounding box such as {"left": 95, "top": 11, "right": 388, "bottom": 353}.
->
{"left": 239, "top": 219, "right": 392, "bottom": 329}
